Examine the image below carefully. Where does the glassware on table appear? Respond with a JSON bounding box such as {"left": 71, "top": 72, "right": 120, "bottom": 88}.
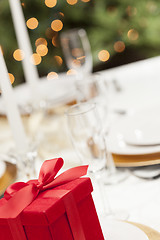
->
{"left": 65, "top": 102, "right": 128, "bottom": 183}
{"left": 3, "top": 141, "right": 39, "bottom": 182}
{"left": 60, "top": 28, "right": 92, "bottom": 79}
{"left": 65, "top": 102, "right": 129, "bottom": 225}
{"left": 76, "top": 74, "right": 109, "bottom": 132}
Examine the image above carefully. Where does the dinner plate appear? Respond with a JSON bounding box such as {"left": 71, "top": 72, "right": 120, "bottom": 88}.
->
{"left": 100, "top": 220, "right": 149, "bottom": 240}
{"left": 108, "top": 107, "right": 160, "bottom": 155}
{"left": 0, "top": 74, "right": 76, "bottom": 115}
{"left": 122, "top": 106, "right": 160, "bottom": 146}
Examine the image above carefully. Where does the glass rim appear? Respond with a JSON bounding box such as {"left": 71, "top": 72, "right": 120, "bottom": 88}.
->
{"left": 65, "top": 102, "right": 96, "bottom": 116}
{"left": 60, "top": 28, "right": 86, "bottom": 37}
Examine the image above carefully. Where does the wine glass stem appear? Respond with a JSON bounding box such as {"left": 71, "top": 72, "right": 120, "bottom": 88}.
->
{"left": 90, "top": 172, "right": 113, "bottom": 216}
{"left": 103, "top": 135, "right": 117, "bottom": 174}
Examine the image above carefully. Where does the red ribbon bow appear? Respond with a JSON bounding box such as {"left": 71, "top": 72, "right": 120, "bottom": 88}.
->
{"left": 0, "top": 158, "right": 88, "bottom": 219}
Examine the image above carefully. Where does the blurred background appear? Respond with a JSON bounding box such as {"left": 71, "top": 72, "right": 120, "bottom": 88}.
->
{"left": 1, "top": 0, "right": 160, "bottom": 86}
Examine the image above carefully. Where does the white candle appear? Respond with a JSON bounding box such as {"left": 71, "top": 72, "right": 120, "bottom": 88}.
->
{"left": 0, "top": 51, "right": 28, "bottom": 153}
{"left": 9, "top": 0, "right": 39, "bottom": 100}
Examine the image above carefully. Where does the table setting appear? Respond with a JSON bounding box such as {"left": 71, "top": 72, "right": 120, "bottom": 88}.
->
{"left": 0, "top": 0, "right": 160, "bottom": 238}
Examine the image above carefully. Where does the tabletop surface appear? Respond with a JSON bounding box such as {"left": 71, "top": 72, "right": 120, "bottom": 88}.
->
{"left": 0, "top": 56, "right": 160, "bottom": 235}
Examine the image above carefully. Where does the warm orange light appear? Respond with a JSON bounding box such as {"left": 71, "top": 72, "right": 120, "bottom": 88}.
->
{"left": 98, "top": 50, "right": 110, "bottom": 62}
{"left": 35, "top": 38, "right": 47, "bottom": 47}
{"left": 114, "top": 41, "right": 125, "bottom": 53}
{"left": 73, "top": 59, "right": 81, "bottom": 67}
{"left": 52, "top": 36, "right": 58, "bottom": 47}
{"left": 126, "top": 6, "right": 137, "bottom": 17}
{"left": 47, "top": 72, "right": 58, "bottom": 80}
{"left": 54, "top": 56, "right": 63, "bottom": 66}
{"left": 66, "top": 69, "right": 77, "bottom": 75}
{"left": 127, "top": 29, "right": 139, "bottom": 41}
{"left": 8, "top": 73, "right": 15, "bottom": 84}
{"left": 0, "top": 46, "right": 3, "bottom": 55}
{"left": 45, "top": 0, "right": 57, "bottom": 8}
{"left": 77, "top": 56, "right": 85, "bottom": 60}
{"left": 66, "top": 0, "right": 77, "bottom": 5}
{"left": 30, "top": 53, "right": 42, "bottom": 65}
{"left": 36, "top": 44, "right": 48, "bottom": 56}
{"left": 59, "top": 12, "right": 64, "bottom": 17}
{"left": 51, "top": 20, "right": 63, "bottom": 32}
{"left": 13, "top": 49, "right": 25, "bottom": 61}
{"left": 72, "top": 48, "right": 84, "bottom": 57}
{"left": 26, "top": 17, "right": 39, "bottom": 30}
{"left": 81, "top": 0, "right": 90, "bottom": 2}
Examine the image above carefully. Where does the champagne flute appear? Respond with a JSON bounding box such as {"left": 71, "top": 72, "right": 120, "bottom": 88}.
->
{"left": 66, "top": 103, "right": 129, "bottom": 224}
{"left": 76, "top": 73, "right": 109, "bottom": 133}
{"left": 65, "top": 102, "right": 128, "bottom": 184}
{"left": 60, "top": 28, "right": 93, "bottom": 79}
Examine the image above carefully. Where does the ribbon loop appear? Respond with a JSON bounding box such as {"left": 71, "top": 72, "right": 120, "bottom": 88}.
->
{"left": 0, "top": 158, "right": 88, "bottom": 219}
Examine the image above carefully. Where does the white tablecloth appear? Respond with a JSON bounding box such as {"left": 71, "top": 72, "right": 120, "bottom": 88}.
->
{"left": 1, "top": 56, "right": 160, "bottom": 233}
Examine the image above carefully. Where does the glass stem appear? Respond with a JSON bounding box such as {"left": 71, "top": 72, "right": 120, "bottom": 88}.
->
{"left": 103, "top": 134, "right": 117, "bottom": 175}
{"left": 90, "top": 171, "right": 114, "bottom": 217}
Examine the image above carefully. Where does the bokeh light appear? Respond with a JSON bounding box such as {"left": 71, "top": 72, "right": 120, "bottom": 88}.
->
{"left": 13, "top": 49, "right": 25, "bottom": 61}
{"left": 72, "top": 48, "right": 84, "bottom": 57}
{"left": 59, "top": 12, "right": 64, "bottom": 17}
{"left": 0, "top": 46, "right": 3, "bottom": 55}
{"left": 30, "top": 53, "right": 42, "bottom": 65}
{"left": 127, "top": 29, "right": 139, "bottom": 41}
{"left": 126, "top": 6, "right": 137, "bottom": 16}
{"left": 26, "top": 17, "right": 39, "bottom": 30}
{"left": 66, "top": 0, "right": 78, "bottom": 5}
{"left": 8, "top": 73, "right": 15, "bottom": 84}
{"left": 114, "top": 41, "right": 125, "bottom": 53}
{"left": 98, "top": 50, "right": 110, "bottom": 62}
{"left": 81, "top": 0, "right": 90, "bottom": 2}
{"left": 47, "top": 72, "right": 58, "bottom": 80}
{"left": 51, "top": 20, "right": 63, "bottom": 32}
{"left": 35, "top": 38, "right": 47, "bottom": 47}
{"left": 54, "top": 56, "right": 63, "bottom": 66}
{"left": 36, "top": 44, "right": 48, "bottom": 56}
{"left": 66, "top": 69, "right": 77, "bottom": 75}
{"left": 52, "top": 35, "right": 58, "bottom": 47}
{"left": 45, "top": 0, "right": 57, "bottom": 8}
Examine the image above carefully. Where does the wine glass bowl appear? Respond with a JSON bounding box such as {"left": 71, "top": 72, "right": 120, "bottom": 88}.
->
{"left": 66, "top": 102, "right": 106, "bottom": 173}
{"left": 76, "top": 74, "right": 109, "bottom": 126}
{"left": 60, "top": 28, "right": 93, "bottom": 77}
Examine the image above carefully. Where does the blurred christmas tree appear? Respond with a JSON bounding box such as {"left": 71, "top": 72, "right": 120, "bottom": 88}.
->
{"left": 0, "top": 0, "right": 160, "bottom": 85}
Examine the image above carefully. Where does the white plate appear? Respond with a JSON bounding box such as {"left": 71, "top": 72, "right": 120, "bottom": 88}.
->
{"left": 108, "top": 108, "right": 160, "bottom": 155}
{"left": 0, "top": 74, "right": 76, "bottom": 115}
{"left": 122, "top": 107, "right": 160, "bottom": 146}
{"left": 101, "top": 220, "right": 149, "bottom": 240}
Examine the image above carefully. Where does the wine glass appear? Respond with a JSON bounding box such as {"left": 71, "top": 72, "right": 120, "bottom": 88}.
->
{"left": 76, "top": 73, "right": 109, "bottom": 132}
{"left": 65, "top": 102, "right": 129, "bottom": 226}
{"left": 60, "top": 28, "right": 93, "bottom": 79}
{"left": 65, "top": 102, "right": 128, "bottom": 183}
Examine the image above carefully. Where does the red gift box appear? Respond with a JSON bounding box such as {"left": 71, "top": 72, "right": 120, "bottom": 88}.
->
{"left": 0, "top": 158, "right": 104, "bottom": 240}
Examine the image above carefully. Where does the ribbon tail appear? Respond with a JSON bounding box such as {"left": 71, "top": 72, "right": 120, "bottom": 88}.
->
{"left": 0, "top": 184, "right": 39, "bottom": 218}
{"left": 8, "top": 215, "right": 27, "bottom": 240}
{"left": 43, "top": 165, "right": 88, "bottom": 190}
